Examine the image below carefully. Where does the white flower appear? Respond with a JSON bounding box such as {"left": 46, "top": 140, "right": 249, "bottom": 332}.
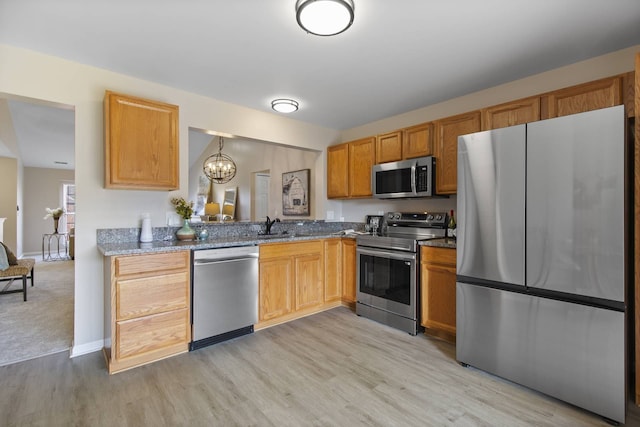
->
{"left": 44, "top": 207, "right": 65, "bottom": 220}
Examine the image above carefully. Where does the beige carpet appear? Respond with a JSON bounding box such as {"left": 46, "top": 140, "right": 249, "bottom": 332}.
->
{"left": 0, "top": 259, "right": 74, "bottom": 366}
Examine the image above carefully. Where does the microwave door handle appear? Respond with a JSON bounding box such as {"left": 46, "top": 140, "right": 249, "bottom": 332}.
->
{"left": 411, "top": 161, "right": 417, "bottom": 195}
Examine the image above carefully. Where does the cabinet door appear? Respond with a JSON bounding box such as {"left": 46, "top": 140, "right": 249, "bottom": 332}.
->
{"left": 294, "top": 252, "right": 324, "bottom": 311}
{"left": 482, "top": 96, "right": 541, "bottom": 130}
{"left": 421, "top": 263, "right": 457, "bottom": 334}
{"left": 341, "top": 239, "right": 357, "bottom": 303}
{"left": 433, "top": 111, "right": 481, "bottom": 194}
{"left": 376, "top": 131, "right": 403, "bottom": 164}
{"left": 348, "top": 137, "right": 376, "bottom": 197}
{"left": 104, "top": 91, "right": 179, "bottom": 190}
{"left": 420, "top": 247, "right": 457, "bottom": 340}
{"left": 327, "top": 143, "right": 349, "bottom": 199}
{"left": 259, "top": 258, "right": 293, "bottom": 321}
{"left": 403, "top": 122, "right": 433, "bottom": 159}
{"left": 545, "top": 76, "right": 622, "bottom": 118}
{"left": 324, "top": 239, "right": 342, "bottom": 302}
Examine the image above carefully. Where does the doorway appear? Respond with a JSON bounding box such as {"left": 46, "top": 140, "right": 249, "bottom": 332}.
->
{"left": 0, "top": 94, "right": 75, "bottom": 366}
{"left": 251, "top": 171, "right": 270, "bottom": 221}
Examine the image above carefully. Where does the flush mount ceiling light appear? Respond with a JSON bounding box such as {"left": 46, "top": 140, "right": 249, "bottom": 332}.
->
{"left": 203, "top": 136, "right": 237, "bottom": 184}
{"left": 271, "top": 98, "right": 299, "bottom": 113}
{"left": 296, "top": 0, "right": 354, "bottom": 36}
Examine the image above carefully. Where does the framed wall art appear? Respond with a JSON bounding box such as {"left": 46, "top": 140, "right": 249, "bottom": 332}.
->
{"left": 282, "top": 169, "right": 310, "bottom": 216}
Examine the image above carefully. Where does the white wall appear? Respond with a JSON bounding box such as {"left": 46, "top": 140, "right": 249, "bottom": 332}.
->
{"left": 0, "top": 44, "right": 341, "bottom": 356}
{"left": 342, "top": 45, "right": 640, "bottom": 142}
{"left": 22, "top": 167, "right": 75, "bottom": 254}
{"left": 0, "top": 42, "right": 637, "bottom": 356}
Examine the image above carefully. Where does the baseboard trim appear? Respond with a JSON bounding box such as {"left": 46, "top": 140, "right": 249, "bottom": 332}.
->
{"left": 70, "top": 339, "right": 103, "bottom": 358}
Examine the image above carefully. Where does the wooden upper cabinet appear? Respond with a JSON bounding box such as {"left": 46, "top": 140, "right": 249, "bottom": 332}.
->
{"left": 482, "top": 96, "right": 541, "bottom": 130}
{"left": 544, "top": 76, "right": 622, "bottom": 119}
{"left": 402, "top": 122, "right": 433, "bottom": 159}
{"left": 348, "top": 137, "right": 376, "bottom": 198}
{"left": 327, "top": 143, "right": 349, "bottom": 198}
{"left": 376, "top": 131, "right": 403, "bottom": 164}
{"left": 433, "top": 111, "right": 481, "bottom": 195}
{"left": 104, "top": 91, "right": 179, "bottom": 190}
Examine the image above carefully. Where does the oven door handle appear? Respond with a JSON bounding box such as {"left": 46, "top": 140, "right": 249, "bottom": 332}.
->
{"left": 357, "top": 247, "right": 416, "bottom": 262}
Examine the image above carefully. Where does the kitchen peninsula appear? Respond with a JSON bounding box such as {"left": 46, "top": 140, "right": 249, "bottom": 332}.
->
{"left": 97, "top": 219, "right": 363, "bottom": 373}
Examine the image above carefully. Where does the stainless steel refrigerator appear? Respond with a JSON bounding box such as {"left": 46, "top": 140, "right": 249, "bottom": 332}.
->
{"left": 456, "top": 105, "right": 626, "bottom": 424}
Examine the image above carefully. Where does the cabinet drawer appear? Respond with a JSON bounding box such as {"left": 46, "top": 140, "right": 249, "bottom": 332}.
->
{"left": 116, "top": 271, "right": 189, "bottom": 320}
{"left": 260, "top": 240, "right": 323, "bottom": 259}
{"left": 115, "top": 251, "right": 189, "bottom": 277}
{"left": 116, "top": 308, "right": 189, "bottom": 360}
{"left": 421, "top": 246, "right": 456, "bottom": 266}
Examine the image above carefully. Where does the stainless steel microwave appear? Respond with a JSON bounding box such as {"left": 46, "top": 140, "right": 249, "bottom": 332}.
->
{"left": 372, "top": 156, "right": 436, "bottom": 198}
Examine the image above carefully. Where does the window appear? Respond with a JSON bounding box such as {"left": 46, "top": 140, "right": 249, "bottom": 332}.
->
{"left": 63, "top": 183, "right": 75, "bottom": 234}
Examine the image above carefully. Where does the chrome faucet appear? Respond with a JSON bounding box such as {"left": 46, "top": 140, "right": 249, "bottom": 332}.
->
{"left": 265, "top": 216, "right": 280, "bottom": 235}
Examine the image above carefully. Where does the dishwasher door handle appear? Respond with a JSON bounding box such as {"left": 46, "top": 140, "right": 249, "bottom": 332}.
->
{"left": 194, "top": 256, "right": 258, "bottom": 266}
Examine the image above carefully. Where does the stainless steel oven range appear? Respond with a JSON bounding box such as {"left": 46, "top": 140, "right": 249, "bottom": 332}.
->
{"left": 356, "top": 212, "right": 447, "bottom": 335}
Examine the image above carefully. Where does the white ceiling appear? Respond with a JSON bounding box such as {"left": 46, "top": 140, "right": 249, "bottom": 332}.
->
{"left": 1, "top": 0, "right": 640, "bottom": 168}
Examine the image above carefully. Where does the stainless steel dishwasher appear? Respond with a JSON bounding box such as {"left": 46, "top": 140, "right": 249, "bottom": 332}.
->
{"left": 191, "top": 245, "right": 259, "bottom": 351}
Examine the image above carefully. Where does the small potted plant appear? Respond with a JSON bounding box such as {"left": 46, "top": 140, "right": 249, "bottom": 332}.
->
{"left": 171, "top": 197, "right": 195, "bottom": 241}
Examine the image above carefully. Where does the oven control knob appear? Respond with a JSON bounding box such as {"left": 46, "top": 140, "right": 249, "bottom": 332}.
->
{"left": 427, "top": 214, "right": 434, "bottom": 220}
{"left": 435, "top": 214, "right": 442, "bottom": 221}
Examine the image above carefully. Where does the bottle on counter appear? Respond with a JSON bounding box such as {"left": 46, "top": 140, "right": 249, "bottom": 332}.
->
{"left": 447, "top": 209, "right": 456, "bottom": 239}
{"left": 140, "top": 213, "right": 153, "bottom": 243}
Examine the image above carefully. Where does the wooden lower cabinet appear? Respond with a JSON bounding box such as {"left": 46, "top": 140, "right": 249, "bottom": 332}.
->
{"left": 258, "top": 257, "right": 293, "bottom": 321}
{"left": 420, "top": 246, "right": 456, "bottom": 343}
{"left": 258, "top": 238, "right": 357, "bottom": 328}
{"left": 341, "top": 238, "right": 357, "bottom": 304}
{"left": 104, "top": 250, "right": 191, "bottom": 374}
{"left": 294, "top": 252, "right": 324, "bottom": 311}
{"left": 324, "top": 238, "right": 342, "bottom": 303}
{"left": 258, "top": 240, "right": 327, "bottom": 327}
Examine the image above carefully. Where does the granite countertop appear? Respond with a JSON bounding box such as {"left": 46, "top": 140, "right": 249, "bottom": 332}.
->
{"left": 98, "top": 232, "right": 356, "bottom": 257}
{"left": 420, "top": 238, "right": 457, "bottom": 249}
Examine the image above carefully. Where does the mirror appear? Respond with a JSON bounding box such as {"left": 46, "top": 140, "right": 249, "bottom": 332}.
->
{"left": 221, "top": 187, "right": 237, "bottom": 220}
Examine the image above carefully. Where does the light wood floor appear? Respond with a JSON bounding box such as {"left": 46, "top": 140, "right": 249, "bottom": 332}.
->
{"left": 1, "top": 307, "right": 638, "bottom": 426}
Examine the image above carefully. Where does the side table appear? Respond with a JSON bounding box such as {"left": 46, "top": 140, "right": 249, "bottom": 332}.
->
{"left": 42, "top": 233, "right": 69, "bottom": 261}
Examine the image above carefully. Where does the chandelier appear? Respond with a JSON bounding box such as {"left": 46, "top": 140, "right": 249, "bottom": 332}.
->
{"left": 203, "top": 136, "right": 237, "bottom": 184}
